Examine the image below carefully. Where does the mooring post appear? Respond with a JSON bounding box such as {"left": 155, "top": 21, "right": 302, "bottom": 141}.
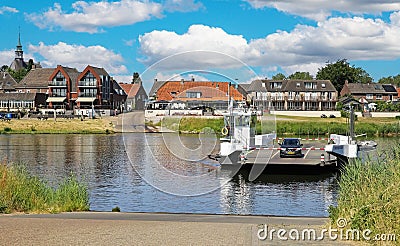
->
{"left": 320, "top": 153, "right": 325, "bottom": 166}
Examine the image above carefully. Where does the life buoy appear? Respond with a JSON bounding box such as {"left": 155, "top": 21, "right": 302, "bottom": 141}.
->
{"left": 221, "top": 127, "right": 229, "bottom": 136}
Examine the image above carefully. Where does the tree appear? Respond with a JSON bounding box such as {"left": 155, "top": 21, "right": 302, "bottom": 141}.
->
{"left": 316, "top": 59, "right": 372, "bottom": 92}
{"left": 378, "top": 74, "right": 400, "bottom": 87}
{"left": 7, "top": 67, "right": 28, "bottom": 82}
{"left": 132, "top": 72, "right": 141, "bottom": 84}
{"left": 272, "top": 73, "right": 286, "bottom": 80}
{"left": 1, "top": 65, "right": 8, "bottom": 72}
{"left": 288, "top": 71, "right": 313, "bottom": 80}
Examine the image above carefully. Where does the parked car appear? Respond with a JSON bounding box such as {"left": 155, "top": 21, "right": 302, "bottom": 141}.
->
{"left": 279, "top": 138, "right": 304, "bottom": 158}
{"left": 329, "top": 114, "right": 336, "bottom": 118}
{"left": 321, "top": 114, "right": 327, "bottom": 118}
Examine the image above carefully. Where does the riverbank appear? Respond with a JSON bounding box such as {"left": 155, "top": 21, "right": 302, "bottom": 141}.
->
{"left": 329, "top": 145, "right": 400, "bottom": 243}
{"left": 0, "top": 117, "right": 115, "bottom": 134}
{"left": 0, "top": 212, "right": 353, "bottom": 245}
{"left": 147, "top": 114, "right": 400, "bottom": 136}
{"left": 0, "top": 163, "right": 89, "bottom": 213}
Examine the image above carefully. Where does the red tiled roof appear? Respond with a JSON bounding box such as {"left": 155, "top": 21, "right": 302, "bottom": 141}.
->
{"left": 156, "top": 81, "right": 244, "bottom": 101}
{"left": 397, "top": 88, "right": 400, "bottom": 97}
{"left": 119, "top": 83, "right": 140, "bottom": 98}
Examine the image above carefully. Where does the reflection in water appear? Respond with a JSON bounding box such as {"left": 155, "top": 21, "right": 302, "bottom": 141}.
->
{"left": 0, "top": 133, "right": 348, "bottom": 216}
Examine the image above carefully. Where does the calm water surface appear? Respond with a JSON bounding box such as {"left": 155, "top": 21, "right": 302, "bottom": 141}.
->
{"left": 0, "top": 133, "right": 370, "bottom": 216}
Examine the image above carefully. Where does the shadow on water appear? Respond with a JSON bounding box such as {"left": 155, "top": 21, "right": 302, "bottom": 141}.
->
{"left": 229, "top": 168, "right": 339, "bottom": 184}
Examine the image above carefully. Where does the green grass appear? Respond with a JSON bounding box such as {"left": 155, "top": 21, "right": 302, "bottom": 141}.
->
{"left": 154, "top": 116, "right": 400, "bottom": 137}
{"left": 328, "top": 146, "right": 400, "bottom": 241}
{"left": 0, "top": 163, "right": 89, "bottom": 213}
{"left": 158, "top": 117, "right": 224, "bottom": 134}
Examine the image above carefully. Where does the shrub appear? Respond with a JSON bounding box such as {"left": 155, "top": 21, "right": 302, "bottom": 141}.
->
{"left": 329, "top": 146, "right": 400, "bottom": 240}
{"left": 0, "top": 163, "right": 89, "bottom": 213}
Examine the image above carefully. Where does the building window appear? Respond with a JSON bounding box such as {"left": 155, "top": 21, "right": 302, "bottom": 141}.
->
{"left": 366, "top": 94, "right": 373, "bottom": 99}
{"left": 271, "top": 82, "right": 282, "bottom": 89}
{"left": 305, "top": 82, "right": 317, "bottom": 89}
{"left": 296, "top": 82, "right": 300, "bottom": 87}
{"left": 321, "top": 83, "right": 326, "bottom": 88}
{"left": 52, "top": 88, "right": 67, "bottom": 97}
{"left": 80, "top": 88, "right": 97, "bottom": 97}
{"left": 376, "top": 94, "right": 383, "bottom": 100}
{"left": 186, "top": 92, "right": 201, "bottom": 98}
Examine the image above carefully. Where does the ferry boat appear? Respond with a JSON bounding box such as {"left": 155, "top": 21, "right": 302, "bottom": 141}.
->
{"left": 211, "top": 105, "right": 376, "bottom": 170}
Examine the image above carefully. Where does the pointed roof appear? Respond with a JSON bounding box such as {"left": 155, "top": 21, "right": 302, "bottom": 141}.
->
{"left": 0, "top": 72, "right": 17, "bottom": 91}
{"left": 119, "top": 83, "right": 141, "bottom": 98}
{"left": 153, "top": 81, "right": 244, "bottom": 101}
{"left": 18, "top": 68, "right": 55, "bottom": 88}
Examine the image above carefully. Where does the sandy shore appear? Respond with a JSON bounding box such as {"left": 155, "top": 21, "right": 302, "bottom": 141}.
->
{"left": 0, "top": 212, "right": 358, "bottom": 245}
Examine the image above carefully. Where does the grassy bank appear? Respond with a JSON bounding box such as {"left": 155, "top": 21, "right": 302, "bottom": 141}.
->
{"left": 0, "top": 163, "right": 89, "bottom": 213}
{"left": 153, "top": 115, "right": 400, "bottom": 136}
{"left": 0, "top": 118, "right": 114, "bottom": 134}
{"left": 328, "top": 146, "right": 400, "bottom": 242}
{"left": 155, "top": 117, "right": 224, "bottom": 134}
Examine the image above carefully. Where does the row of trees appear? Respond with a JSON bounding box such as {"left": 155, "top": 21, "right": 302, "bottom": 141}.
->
{"left": 271, "top": 59, "right": 376, "bottom": 93}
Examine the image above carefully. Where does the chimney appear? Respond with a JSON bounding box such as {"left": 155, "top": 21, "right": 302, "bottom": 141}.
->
{"left": 181, "top": 78, "right": 184, "bottom": 85}
{"left": 154, "top": 78, "right": 157, "bottom": 83}
{"left": 191, "top": 76, "right": 195, "bottom": 82}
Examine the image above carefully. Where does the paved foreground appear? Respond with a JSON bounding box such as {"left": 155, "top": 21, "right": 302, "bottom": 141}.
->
{"left": 0, "top": 212, "right": 358, "bottom": 245}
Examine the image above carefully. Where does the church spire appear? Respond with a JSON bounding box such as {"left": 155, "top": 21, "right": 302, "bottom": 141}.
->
{"left": 15, "top": 27, "right": 23, "bottom": 59}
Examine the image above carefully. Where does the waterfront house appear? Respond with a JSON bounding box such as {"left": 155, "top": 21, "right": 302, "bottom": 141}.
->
{"left": 0, "top": 72, "right": 17, "bottom": 93}
{"left": 247, "top": 79, "right": 338, "bottom": 111}
{"left": 147, "top": 79, "right": 244, "bottom": 110}
{"left": 119, "top": 83, "right": 147, "bottom": 110}
{"left": 0, "top": 92, "right": 46, "bottom": 113}
{"left": 340, "top": 81, "right": 398, "bottom": 102}
{"left": 76, "top": 65, "right": 113, "bottom": 109}
{"left": 46, "top": 65, "right": 80, "bottom": 110}
{"left": 110, "top": 79, "right": 128, "bottom": 113}
{"left": 17, "top": 68, "right": 54, "bottom": 94}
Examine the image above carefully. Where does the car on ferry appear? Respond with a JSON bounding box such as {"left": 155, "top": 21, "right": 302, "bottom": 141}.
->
{"left": 279, "top": 138, "right": 304, "bottom": 158}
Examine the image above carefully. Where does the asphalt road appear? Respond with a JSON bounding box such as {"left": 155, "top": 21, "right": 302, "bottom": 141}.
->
{"left": 0, "top": 212, "right": 355, "bottom": 246}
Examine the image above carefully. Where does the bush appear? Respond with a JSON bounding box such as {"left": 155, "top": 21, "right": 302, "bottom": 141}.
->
{"left": 329, "top": 146, "right": 400, "bottom": 240}
{"left": 0, "top": 163, "right": 89, "bottom": 213}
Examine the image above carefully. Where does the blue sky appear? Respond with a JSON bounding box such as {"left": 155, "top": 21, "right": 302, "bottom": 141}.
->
{"left": 2, "top": 0, "right": 400, "bottom": 91}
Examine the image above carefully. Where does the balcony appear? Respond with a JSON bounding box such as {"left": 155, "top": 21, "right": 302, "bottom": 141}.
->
{"left": 78, "top": 81, "right": 97, "bottom": 87}
{"left": 48, "top": 81, "right": 67, "bottom": 87}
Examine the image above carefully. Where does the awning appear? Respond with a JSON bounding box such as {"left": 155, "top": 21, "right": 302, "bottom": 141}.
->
{"left": 46, "top": 97, "right": 66, "bottom": 103}
{"left": 76, "top": 97, "right": 96, "bottom": 103}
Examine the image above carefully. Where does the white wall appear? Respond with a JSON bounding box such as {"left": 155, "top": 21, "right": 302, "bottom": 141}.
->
{"left": 371, "top": 112, "right": 400, "bottom": 118}
{"left": 270, "top": 111, "right": 341, "bottom": 117}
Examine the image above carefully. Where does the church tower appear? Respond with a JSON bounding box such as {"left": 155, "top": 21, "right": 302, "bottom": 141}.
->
{"left": 10, "top": 29, "right": 27, "bottom": 71}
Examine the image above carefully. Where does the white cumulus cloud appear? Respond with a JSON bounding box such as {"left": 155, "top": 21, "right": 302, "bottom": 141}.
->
{"left": 138, "top": 14, "right": 400, "bottom": 76}
{"left": 28, "top": 42, "right": 127, "bottom": 74}
{"left": 26, "top": 1, "right": 163, "bottom": 33}
{"left": 245, "top": 0, "right": 400, "bottom": 21}
{"left": 26, "top": 0, "right": 203, "bottom": 33}
{"left": 0, "top": 6, "right": 18, "bottom": 15}
{"left": 138, "top": 24, "right": 259, "bottom": 68}
{"left": 0, "top": 50, "right": 15, "bottom": 67}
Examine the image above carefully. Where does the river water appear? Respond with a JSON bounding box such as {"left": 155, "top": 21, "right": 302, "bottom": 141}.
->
{"left": 2, "top": 133, "right": 383, "bottom": 216}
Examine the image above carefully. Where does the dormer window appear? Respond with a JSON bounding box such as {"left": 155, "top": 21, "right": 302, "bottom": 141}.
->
{"left": 186, "top": 92, "right": 201, "bottom": 98}
{"left": 322, "top": 83, "right": 326, "bottom": 88}
{"left": 305, "top": 82, "right": 317, "bottom": 89}
{"left": 271, "top": 82, "right": 282, "bottom": 89}
{"left": 296, "top": 82, "right": 300, "bottom": 87}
